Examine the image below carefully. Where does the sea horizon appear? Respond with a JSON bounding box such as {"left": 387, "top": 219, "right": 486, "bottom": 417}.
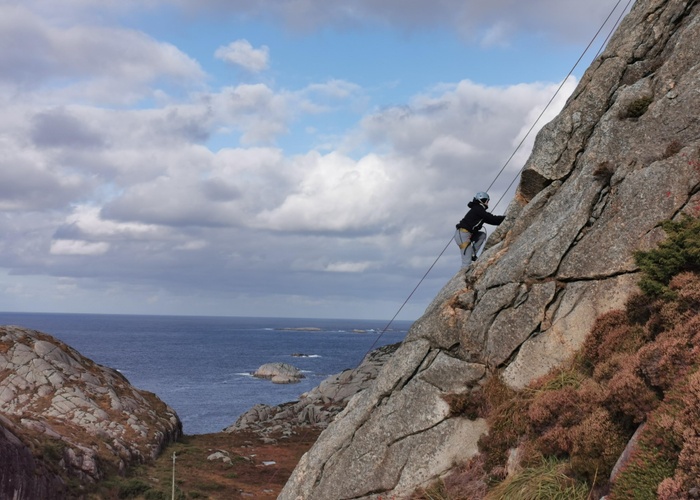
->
{"left": 0, "top": 311, "right": 412, "bottom": 434}
{"left": 0, "top": 309, "right": 416, "bottom": 323}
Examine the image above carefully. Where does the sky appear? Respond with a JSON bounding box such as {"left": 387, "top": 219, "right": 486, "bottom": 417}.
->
{"left": 0, "top": 0, "right": 632, "bottom": 321}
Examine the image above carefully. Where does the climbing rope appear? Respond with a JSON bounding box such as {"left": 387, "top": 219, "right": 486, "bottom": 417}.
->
{"left": 379, "top": 0, "right": 633, "bottom": 334}
{"left": 487, "top": 0, "right": 631, "bottom": 205}
{"left": 263, "top": 0, "right": 633, "bottom": 491}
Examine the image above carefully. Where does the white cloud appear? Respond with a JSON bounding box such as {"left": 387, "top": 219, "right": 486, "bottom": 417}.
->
{"left": 325, "top": 261, "right": 374, "bottom": 273}
{"left": 50, "top": 239, "right": 110, "bottom": 256}
{"left": 166, "top": 0, "right": 626, "bottom": 44}
{"left": 211, "top": 84, "right": 291, "bottom": 144}
{"left": 255, "top": 152, "right": 394, "bottom": 232}
{"left": 478, "top": 20, "right": 514, "bottom": 48}
{"left": 175, "top": 240, "right": 208, "bottom": 250}
{"left": 0, "top": 4, "right": 204, "bottom": 103}
{"left": 64, "top": 206, "right": 163, "bottom": 238}
{"left": 215, "top": 39, "right": 270, "bottom": 73}
{"left": 0, "top": 0, "right": 588, "bottom": 318}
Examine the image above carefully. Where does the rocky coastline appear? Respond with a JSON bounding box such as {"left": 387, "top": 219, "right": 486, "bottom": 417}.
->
{"left": 0, "top": 322, "right": 401, "bottom": 498}
{"left": 227, "top": 342, "right": 401, "bottom": 440}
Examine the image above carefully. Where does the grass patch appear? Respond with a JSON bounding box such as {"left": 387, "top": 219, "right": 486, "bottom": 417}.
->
{"left": 485, "top": 458, "right": 589, "bottom": 500}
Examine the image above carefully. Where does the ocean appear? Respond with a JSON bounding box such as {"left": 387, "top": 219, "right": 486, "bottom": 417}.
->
{"left": 0, "top": 312, "right": 410, "bottom": 435}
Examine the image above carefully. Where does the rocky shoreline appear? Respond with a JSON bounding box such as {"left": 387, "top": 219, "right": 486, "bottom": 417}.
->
{"left": 0, "top": 323, "right": 401, "bottom": 498}
{"left": 226, "top": 342, "right": 401, "bottom": 440}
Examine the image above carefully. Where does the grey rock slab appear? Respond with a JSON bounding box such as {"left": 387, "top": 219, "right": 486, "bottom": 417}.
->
{"left": 279, "top": 339, "right": 434, "bottom": 499}
{"left": 418, "top": 351, "right": 486, "bottom": 393}
{"left": 502, "top": 273, "right": 638, "bottom": 389}
{"left": 559, "top": 147, "right": 700, "bottom": 280}
{"left": 486, "top": 281, "right": 557, "bottom": 367}
{"left": 459, "top": 283, "right": 520, "bottom": 361}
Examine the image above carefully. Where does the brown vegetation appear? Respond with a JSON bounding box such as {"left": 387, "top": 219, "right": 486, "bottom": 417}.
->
{"left": 84, "top": 427, "right": 322, "bottom": 499}
{"left": 417, "top": 216, "right": 700, "bottom": 499}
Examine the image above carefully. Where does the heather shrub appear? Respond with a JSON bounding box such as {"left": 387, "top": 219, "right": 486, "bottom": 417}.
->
{"left": 654, "top": 370, "right": 700, "bottom": 495}
{"left": 524, "top": 375, "right": 626, "bottom": 484}
{"left": 477, "top": 380, "right": 529, "bottom": 474}
{"left": 656, "top": 478, "right": 687, "bottom": 500}
{"left": 610, "top": 369, "right": 700, "bottom": 499}
{"left": 441, "top": 454, "right": 489, "bottom": 500}
{"left": 658, "top": 272, "right": 700, "bottom": 324}
{"left": 602, "top": 358, "right": 659, "bottom": 424}
{"left": 637, "top": 318, "right": 700, "bottom": 390}
{"left": 625, "top": 291, "right": 657, "bottom": 325}
{"left": 568, "top": 407, "right": 627, "bottom": 482}
{"left": 670, "top": 271, "right": 700, "bottom": 306}
{"left": 444, "top": 389, "right": 485, "bottom": 420}
{"left": 578, "top": 310, "right": 647, "bottom": 370}
{"left": 591, "top": 352, "right": 627, "bottom": 383}
{"left": 527, "top": 385, "right": 582, "bottom": 433}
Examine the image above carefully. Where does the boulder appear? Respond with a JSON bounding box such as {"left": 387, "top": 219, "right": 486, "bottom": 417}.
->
{"left": 253, "top": 362, "right": 304, "bottom": 384}
{"left": 280, "top": 0, "right": 700, "bottom": 497}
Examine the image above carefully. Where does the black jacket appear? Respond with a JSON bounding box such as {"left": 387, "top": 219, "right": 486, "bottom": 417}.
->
{"left": 456, "top": 200, "right": 505, "bottom": 233}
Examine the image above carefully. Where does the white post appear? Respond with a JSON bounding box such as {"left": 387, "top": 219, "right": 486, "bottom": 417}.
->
{"left": 171, "top": 452, "right": 177, "bottom": 500}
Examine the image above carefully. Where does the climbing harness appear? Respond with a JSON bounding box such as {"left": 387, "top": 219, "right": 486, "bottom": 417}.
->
{"left": 457, "top": 228, "right": 472, "bottom": 251}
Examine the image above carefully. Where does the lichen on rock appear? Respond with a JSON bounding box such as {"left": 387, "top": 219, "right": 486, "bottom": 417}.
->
{"left": 0, "top": 326, "right": 182, "bottom": 498}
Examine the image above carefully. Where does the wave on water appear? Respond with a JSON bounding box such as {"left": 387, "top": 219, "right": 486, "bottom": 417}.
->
{"left": 276, "top": 327, "right": 323, "bottom": 332}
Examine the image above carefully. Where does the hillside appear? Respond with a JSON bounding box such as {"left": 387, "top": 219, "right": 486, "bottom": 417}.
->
{"left": 280, "top": 0, "right": 700, "bottom": 498}
{"left": 0, "top": 327, "right": 181, "bottom": 499}
{"left": 416, "top": 216, "right": 700, "bottom": 498}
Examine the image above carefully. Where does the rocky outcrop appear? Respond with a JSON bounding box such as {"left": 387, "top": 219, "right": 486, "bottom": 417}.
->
{"left": 0, "top": 326, "right": 182, "bottom": 498}
{"left": 253, "top": 362, "right": 305, "bottom": 384}
{"left": 281, "top": 0, "right": 700, "bottom": 498}
{"left": 227, "top": 343, "right": 400, "bottom": 438}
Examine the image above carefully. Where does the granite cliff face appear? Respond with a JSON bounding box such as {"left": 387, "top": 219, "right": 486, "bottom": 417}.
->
{"left": 280, "top": 0, "right": 700, "bottom": 498}
{"left": 0, "top": 326, "right": 182, "bottom": 499}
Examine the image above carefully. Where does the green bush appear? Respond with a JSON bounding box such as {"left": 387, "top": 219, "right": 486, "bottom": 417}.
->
{"left": 144, "top": 489, "right": 167, "bottom": 500}
{"left": 634, "top": 216, "right": 700, "bottom": 299}
{"left": 118, "top": 478, "right": 151, "bottom": 498}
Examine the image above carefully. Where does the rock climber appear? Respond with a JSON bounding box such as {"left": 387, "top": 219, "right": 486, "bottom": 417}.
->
{"left": 454, "top": 191, "right": 505, "bottom": 267}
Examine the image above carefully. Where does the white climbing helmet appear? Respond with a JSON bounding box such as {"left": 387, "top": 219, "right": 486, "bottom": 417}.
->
{"left": 475, "top": 191, "right": 490, "bottom": 203}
